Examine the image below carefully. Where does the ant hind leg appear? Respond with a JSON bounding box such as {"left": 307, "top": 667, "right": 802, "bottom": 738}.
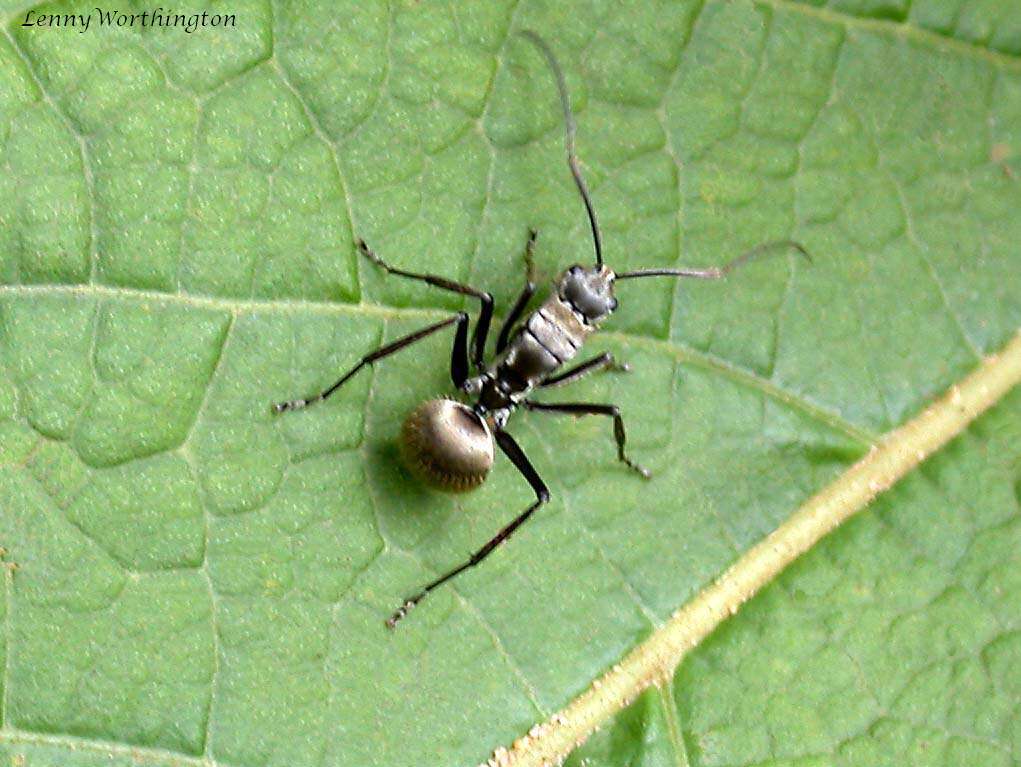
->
{"left": 386, "top": 429, "right": 549, "bottom": 628}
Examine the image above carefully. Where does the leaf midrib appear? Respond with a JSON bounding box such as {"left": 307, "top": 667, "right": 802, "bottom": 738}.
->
{"left": 488, "top": 330, "right": 1021, "bottom": 767}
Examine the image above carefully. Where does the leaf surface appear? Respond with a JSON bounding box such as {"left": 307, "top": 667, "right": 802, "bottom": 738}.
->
{"left": 1, "top": 2, "right": 1019, "bottom": 767}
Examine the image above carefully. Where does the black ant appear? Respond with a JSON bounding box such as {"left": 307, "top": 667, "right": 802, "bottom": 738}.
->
{"left": 273, "top": 30, "right": 808, "bottom": 628}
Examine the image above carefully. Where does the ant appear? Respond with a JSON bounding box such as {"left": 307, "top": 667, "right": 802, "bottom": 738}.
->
{"left": 273, "top": 30, "right": 808, "bottom": 628}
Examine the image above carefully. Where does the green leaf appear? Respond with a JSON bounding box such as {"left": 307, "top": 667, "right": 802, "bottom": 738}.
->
{"left": 794, "top": 0, "right": 1021, "bottom": 57}
{"left": 565, "top": 384, "right": 1021, "bottom": 767}
{"left": 1, "top": 3, "right": 1019, "bottom": 767}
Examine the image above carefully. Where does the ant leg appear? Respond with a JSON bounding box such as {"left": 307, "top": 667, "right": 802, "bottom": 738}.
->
{"left": 273, "top": 313, "right": 469, "bottom": 413}
{"left": 386, "top": 430, "right": 549, "bottom": 628}
{"left": 496, "top": 229, "right": 538, "bottom": 353}
{"left": 524, "top": 400, "right": 651, "bottom": 478}
{"left": 358, "top": 239, "right": 493, "bottom": 369}
{"left": 539, "top": 352, "right": 629, "bottom": 389}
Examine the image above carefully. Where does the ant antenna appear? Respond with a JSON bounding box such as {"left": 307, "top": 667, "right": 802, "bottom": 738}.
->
{"left": 615, "top": 240, "right": 811, "bottom": 280}
{"left": 519, "top": 30, "right": 604, "bottom": 268}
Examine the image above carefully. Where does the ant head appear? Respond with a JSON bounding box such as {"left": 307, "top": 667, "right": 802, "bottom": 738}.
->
{"left": 558, "top": 264, "right": 618, "bottom": 323}
{"left": 400, "top": 398, "right": 494, "bottom": 492}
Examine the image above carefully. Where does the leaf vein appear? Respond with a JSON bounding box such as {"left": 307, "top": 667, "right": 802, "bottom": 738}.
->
{"left": 481, "top": 330, "right": 1021, "bottom": 767}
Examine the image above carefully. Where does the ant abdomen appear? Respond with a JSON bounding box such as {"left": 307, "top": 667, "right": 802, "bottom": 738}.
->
{"left": 400, "top": 398, "right": 495, "bottom": 492}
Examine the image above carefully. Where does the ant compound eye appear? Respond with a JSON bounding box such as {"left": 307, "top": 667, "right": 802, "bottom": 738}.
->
{"left": 569, "top": 265, "right": 583, "bottom": 275}
{"left": 609, "top": 297, "right": 618, "bottom": 311}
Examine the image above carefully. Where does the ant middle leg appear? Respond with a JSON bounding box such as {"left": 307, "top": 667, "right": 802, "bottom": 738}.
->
{"left": 273, "top": 312, "right": 470, "bottom": 413}
{"left": 387, "top": 429, "right": 549, "bottom": 628}
{"left": 357, "top": 239, "right": 493, "bottom": 369}
{"left": 524, "top": 400, "right": 651, "bottom": 478}
{"left": 539, "top": 352, "right": 630, "bottom": 389}
{"left": 496, "top": 229, "right": 538, "bottom": 353}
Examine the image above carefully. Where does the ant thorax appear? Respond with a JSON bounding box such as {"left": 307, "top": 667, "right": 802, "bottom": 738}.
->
{"left": 472, "top": 279, "right": 605, "bottom": 417}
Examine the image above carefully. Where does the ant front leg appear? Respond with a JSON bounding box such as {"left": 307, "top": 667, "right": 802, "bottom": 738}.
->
{"left": 524, "top": 400, "right": 651, "bottom": 478}
{"left": 273, "top": 313, "right": 469, "bottom": 413}
{"left": 387, "top": 429, "right": 549, "bottom": 628}
{"left": 496, "top": 229, "right": 538, "bottom": 353}
{"left": 358, "top": 239, "right": 493, "bottom": 369}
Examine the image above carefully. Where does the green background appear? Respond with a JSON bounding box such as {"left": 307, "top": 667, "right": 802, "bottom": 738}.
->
{"left": 1, "top": 1, "right": 1019, "bottom": 766}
